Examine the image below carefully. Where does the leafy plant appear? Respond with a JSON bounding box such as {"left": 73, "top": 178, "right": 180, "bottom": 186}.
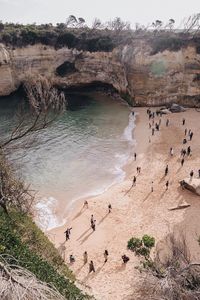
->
{"left": 127, "top": 235, "right": 155, "bottom": 260}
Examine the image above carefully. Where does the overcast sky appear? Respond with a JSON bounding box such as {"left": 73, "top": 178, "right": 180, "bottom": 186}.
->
{"left": 0, "top": 0, "right": 200, "bottom": 27}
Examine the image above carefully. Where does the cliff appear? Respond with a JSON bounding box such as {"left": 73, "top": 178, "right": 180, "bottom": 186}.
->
{"left": 0, "top": 40, "right": 200, "bottom": 106}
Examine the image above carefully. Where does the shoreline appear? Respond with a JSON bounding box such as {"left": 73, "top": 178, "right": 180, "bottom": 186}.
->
{"left": 39, "top": 102, "right": 136, "bottom": 231}
{"left": 49, "top": 107, "right": 200, "bottom": 300}
{"left": 48, "top": 107, "right": 156, "bottom": 298}
{"left": 34, "top": 94, "right": 134, "bottom": 231}
{"left": 45, "top": 108, "right": 143, "bottom": 233}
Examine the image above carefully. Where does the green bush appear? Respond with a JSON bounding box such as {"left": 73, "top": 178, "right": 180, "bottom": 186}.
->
{"left": 127, "top": 237, "right": 142, "bottom": 252}
{"left": 127, "top": 235, "right": 155, "bottom": 259}
{"left": 0, "top": 22, "right": 116, "bottom": 52}
{"left": 142, "top": 235, "right": 155, "bottom": 248}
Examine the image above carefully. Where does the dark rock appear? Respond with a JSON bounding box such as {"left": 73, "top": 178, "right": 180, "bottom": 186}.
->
{"left": 170, "top": 103, "right": 186, "bottom": 113}
{"left": 180, "top": 178, "right": 200, "bottom": 196}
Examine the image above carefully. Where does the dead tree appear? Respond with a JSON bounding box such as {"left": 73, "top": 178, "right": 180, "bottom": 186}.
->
{"left": 1, "top": 75, "right": 66, "bottom": 148}
{"left": 0, "top": 75, "right": 66, "bottom": 214}
{"left": 183, "top": 13, "right": 200, "bottom": 35}
{"left": 0, "top": 255, "right": 65, "bottom": 300}
{"left": 149, "top": 234, "right": 200, "bottom": 300}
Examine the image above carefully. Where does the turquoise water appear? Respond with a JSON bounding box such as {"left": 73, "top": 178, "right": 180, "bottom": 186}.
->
{"left": 0, "top": 93, "right": 135, "bottom": 229}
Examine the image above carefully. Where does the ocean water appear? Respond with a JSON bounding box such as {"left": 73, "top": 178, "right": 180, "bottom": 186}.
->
{"left": 0, "top": 92, "right": 135, "bottom": 230}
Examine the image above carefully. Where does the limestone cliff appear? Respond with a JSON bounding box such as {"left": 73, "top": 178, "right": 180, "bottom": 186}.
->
{"left": 0, "top": 40, "right": 200, "bottom": 106}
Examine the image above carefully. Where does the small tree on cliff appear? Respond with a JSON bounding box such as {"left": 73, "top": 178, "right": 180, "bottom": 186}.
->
{"left": 152, "top": 20, "right": 163, "bottom": 33}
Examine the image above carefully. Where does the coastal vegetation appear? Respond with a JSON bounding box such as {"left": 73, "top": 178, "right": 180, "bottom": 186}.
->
{"left": 0, "top": 14, "right": 200, "bottom": 54}
{"left": 0, "top": 210, "right": 86, "bottom": 299}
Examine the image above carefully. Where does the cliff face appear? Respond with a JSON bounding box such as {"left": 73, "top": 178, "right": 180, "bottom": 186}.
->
{"left": 0, "top": 41, "right": 200, "bottom": 106}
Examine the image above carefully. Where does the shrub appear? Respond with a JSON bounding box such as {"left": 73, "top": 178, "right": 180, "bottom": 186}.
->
{"left": 127, "top": 235, "right": 155, "bottom": 259}
{"left": 127, "top": 237, "right": 142, "bottom": 252}
{"left": 142, "top": 235, "right": 155, "bottom": 248}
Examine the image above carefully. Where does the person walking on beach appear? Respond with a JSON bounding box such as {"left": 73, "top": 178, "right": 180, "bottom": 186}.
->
{"left": 89, "top": 261, "right": 95, "bottom": 273}
{"left": 83, "top": 200, "right": 88, "bottom": 209}
{"left": 183, "top": 138, "right": 187, "bottom": 144}
{"left": 152, "top": 128, "right": 155, "bottom": 136}
{"left": 165, "top": 165, "right": 169, "bottom": 176}
{"left": 189, "top": 131, "right": 193, "bottom": 141}
{"left": 122, "top": 255, "right": 130, "bottom": 264}
{"left": 133, "top": 176, "right": 136, "bottom": 186}
{"left": 166, "top": 180, "right": 169, "bottom": 190}
{"left": 91, "top": 220, "right": 96, "bottom": 231}
{"left": 185, "top": 128, "right": 187, "bottom": 136}
{"left": 182, "top": 149, "right": 186, "bottom": 157}
{"left": 134, "top": 153, "right": 137, "bottom": 161}
{"left": 181, "top": 158, "right": 185, "bottom": 167}
{"left": 64, "top": 227, "right": 72, "bottom": 241}
{"left": 166, "top": 119, "right": 169, "bottom": 127}
{"left": 104, "top": 250, "right": 109, "bottom": 263}
{"left": 108, "top": 204, "right": 112, "bottom": 213}
{"left": 198, "top": 169, "right": 200, "bottom": 178}
{"left": 91, "top": 215, "right": 94, "bottom": 225}
{"left": 170, "top": 147, "right": 174, "bottom": 156}
{"left": 187, "top": 146, "right": 191, "bottom": 156}
{"left": 83, "top": 251, "right": 88, "bottom": 264}
{"left": 69, "top": 254, "right": 75, "bottom": 264}
{"left": 182, "top": 118, "right": 185, "bottom": 126}
{"left": 190, "top": 170, "right": 194, "bottom": 180}
{"left": 151, "top": 181, "right": 154, "bottom": 192}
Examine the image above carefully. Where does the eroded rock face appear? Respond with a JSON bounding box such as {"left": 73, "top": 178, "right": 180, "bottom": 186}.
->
{"left": 0, "top": 40, "right": 200, "bottom": 106}
{"left": 181, "top": 178, "right": 200, "bottom": 196}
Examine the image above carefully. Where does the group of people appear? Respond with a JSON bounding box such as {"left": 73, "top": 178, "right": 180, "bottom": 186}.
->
{"left": 64, "top": 200, "right": 129, "bottom": 272}
{"left": 147, "top": 109, "right": 199, "bottom": 193}
{"left": 69, "top": 250, "right": 110, "bottom": 273}
{"left": 63, "top": 108, "right": 199, "bottom": 277}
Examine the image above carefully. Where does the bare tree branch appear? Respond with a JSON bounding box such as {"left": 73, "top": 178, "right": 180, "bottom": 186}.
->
{"left": 0, "top": 255, "right": 65, "bottom": 300}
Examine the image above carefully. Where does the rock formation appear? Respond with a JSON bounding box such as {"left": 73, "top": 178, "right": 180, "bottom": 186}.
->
{"left": 180, "top": 178, "right": 200, "bottom": 196}
{"left": 0, "top": 39, "right": 200, "bottom": 106}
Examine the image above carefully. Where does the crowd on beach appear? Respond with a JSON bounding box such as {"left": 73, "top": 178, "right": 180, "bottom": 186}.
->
{"left": 63, "top": 107, "right": 200, "bottom": 274}
{"left": 64, "top": 200, "right": 129, "bottom": 273}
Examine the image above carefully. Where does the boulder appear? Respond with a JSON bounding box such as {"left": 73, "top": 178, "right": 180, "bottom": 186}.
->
{"left": 170, "top": 103, "right": 186, "bottom": 113}
{"left": 180, "top": 178, "right": 200, "bottom": 196}
{"left": 159, "top": 108, "right": 171, "bottom": 114}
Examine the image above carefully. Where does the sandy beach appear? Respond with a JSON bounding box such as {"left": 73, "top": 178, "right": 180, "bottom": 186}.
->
{"left": 49, "top": 107, "right": 200, "bottom": 300}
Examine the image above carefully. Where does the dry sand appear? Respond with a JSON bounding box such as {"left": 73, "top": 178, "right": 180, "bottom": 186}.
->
{"left": 49, "top": 107, "right": 200, "bottom": 300}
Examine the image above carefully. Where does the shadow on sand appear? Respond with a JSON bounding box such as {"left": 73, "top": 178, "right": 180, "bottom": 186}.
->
{"left": 76, "top": 227, "right": 91, "bottom": 241}
{"left": 143, "top": 191, "right": 152, "bottom": 202}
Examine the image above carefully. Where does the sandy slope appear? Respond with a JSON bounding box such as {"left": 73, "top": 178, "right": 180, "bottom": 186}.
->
{"left": 49, "top": 108, "right": 200, "bottom": 300}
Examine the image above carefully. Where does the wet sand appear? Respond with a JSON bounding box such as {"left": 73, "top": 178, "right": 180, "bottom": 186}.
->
{"left": 49, "top": 108, "right": 200, "bottom": 300}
